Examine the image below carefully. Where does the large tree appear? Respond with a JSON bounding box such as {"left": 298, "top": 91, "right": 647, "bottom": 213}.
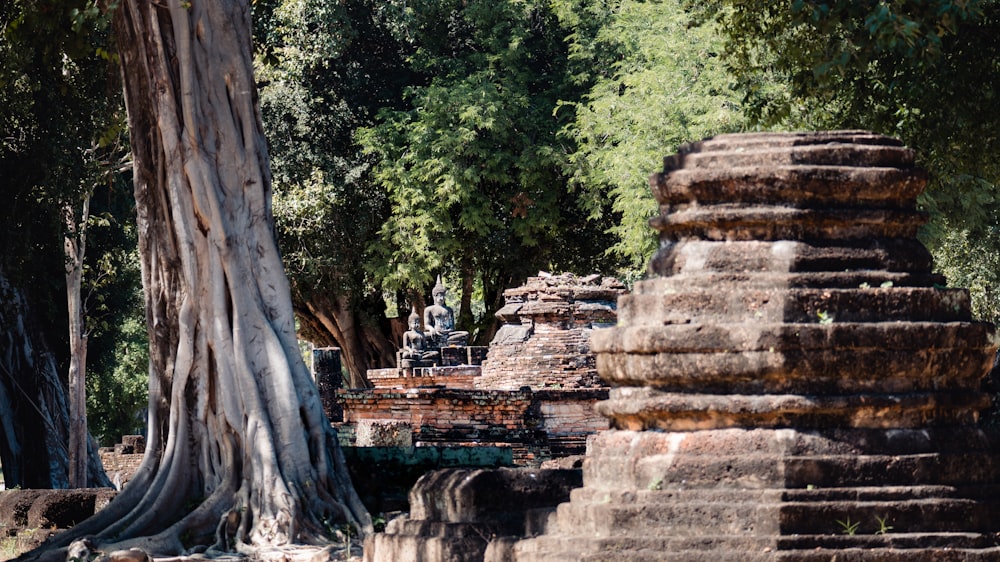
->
{"left": 358, "top": 0, "right": 620, "bottom": 341}
{"left": 254, "top": 0, "right": 407, "bottom": 386}
{"left": 23, "top": 0, "right": 369, "bottom": 558}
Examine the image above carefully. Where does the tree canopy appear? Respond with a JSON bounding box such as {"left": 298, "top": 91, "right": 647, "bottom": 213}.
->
{"left": 357, "top": 0, "right": 621, "bottom": 335}
{"left": 555, "top": 0, "right": 746, "bottom": 272}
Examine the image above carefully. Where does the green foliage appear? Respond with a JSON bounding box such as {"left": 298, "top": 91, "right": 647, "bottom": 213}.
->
{"left": 927, "top": 225, "right": 1000, "bottom": 325}
{"left": 0, "top": 1, "right": 121, "bottom": 301}
{"left": 1, "top": 1, "right": 142, "bottom": 444}
{"left": 558, "top": 0, "right": 746, "bottom": 271}
{"left": 836, "top": 516, "right": 860, "bottom": 536}
{"left": 358, "top": 0, "right": 614, "bottom": 296}
{"left": 875, "top": 514, "right": 894, "bottom": 535}
{"left": 84, "top": 190, "right": 148, "bottom": 446}
{"left": 255, "top": 0, "right": 402, "bottom": 321}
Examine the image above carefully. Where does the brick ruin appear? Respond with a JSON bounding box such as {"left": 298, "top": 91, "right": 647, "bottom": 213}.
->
{"left": 98, "top": 435, "right": 145, "bottom": 489}
{"left": 369, "top": 131, "right": 1000, "bottom": 561}
{"left": 477, "top": 273, "right": 624, "bottom": 390}
{"left": 328, "top": 272, "right": 627, "bottom": 466}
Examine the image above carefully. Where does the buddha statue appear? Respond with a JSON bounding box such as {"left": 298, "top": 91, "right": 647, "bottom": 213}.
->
{"left": 423, "top": 276, "right": 468, "bottom": 348}
{"left": 400, "top": 307, "right": 438, "bottom": 367}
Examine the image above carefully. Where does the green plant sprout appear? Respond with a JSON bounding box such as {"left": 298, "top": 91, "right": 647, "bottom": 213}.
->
{"left": 836, "top": 516, "right": 860, "bottom": 535}
{"left": 875, "top": 515, "right": 893, "bottom": 535}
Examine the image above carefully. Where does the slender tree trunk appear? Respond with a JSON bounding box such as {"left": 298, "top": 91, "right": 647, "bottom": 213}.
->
{"left": 22, "top": 0, "right": 369, "bottom": 558}
{"left": 64, "top": 200, "right": 90, "bottom": 489}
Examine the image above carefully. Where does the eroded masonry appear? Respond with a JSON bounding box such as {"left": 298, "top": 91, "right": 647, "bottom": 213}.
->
{"left": 369, "top": 131, "right": 1000, "bottom": 562}
{"left": 514, "top": 131, "right": 1000, "bottom": 561}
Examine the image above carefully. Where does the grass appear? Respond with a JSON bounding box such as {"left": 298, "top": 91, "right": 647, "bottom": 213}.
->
{"left": 0, "top": 537, "right": 16, "bottom": 562}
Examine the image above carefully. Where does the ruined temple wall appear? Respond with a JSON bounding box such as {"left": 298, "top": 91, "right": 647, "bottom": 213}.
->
{"left": 97, "top": 435, "right": 146, "bottom": 488}
{"left": 364, "top": 369, "right": 481, "bottom": 390}
{"left": 340, "top": 388, "right": 532, "bottom": 429}
{"left": 476, "top": 273, "right": 626, "bottom": 390}
{"left": 336, "top": 387, "right": 608, "bottom": 465}
{"left": 476, "top": 324, "right": 604, "bottom": 390}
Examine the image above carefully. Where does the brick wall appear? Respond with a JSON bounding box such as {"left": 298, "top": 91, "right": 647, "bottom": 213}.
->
{"left": 335, "top": 387, "right": 608, "bottom": 466}
{"left": 365, "top": 366, "right": 481, "bottom": 391}
{"left": 98, "top": 435, "right": 146, "bottom": 488}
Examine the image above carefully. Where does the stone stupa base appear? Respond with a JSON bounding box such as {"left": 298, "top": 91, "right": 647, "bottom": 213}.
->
{"left": 509, "top": 427, "right": 1000, "bottom": 561}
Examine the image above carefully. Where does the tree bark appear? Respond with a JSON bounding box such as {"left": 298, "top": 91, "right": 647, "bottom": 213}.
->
{"left": 64, "top": 200, "right": 90, "bottom": 489}
{"left": 0, "top": 269, "right": 109, "bottom": 491}
{"left": 23, "top": 0, "right": 369, "bottom": 558}
{"left": 293, "top": 293, "right": 397, "bottom": 388}
{"left": 458, "top": 252, "right": 475, "bottom": 342}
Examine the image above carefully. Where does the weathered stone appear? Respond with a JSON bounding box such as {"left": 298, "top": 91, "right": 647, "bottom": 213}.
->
{"left": 120, "top": 435, "right": 145, "bottom": 455}
{"left": 509, "top": 131, "right": 1000, "bottom": 561}
{"left": 337, "top": 387, "right": 609, "bottom": 465}
{"left": 478, "top": 273, "right": 626, "bottom": 390}
{"left": 313, "top": 346, "right": 344, "bottom": 420}
{"left": 0, "top": 488, "right": 116, "bottom": 530}
{"left": 355, "top": 420, "right": 413, "bottom": 447}
{"left": 364, "top": 468, "right": 581, "bottom": 562}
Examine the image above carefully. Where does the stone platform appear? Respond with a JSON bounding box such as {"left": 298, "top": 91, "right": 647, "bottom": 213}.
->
{"left": 366, "top": 365, "right": 484, "bottom": 390}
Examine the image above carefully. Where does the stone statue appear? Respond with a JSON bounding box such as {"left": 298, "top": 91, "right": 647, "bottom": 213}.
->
{"left": 424, "top": 276, "right": 468, "bottom": 348}
{"left": 400, "top": 307, "right": 438, "bottom": 366}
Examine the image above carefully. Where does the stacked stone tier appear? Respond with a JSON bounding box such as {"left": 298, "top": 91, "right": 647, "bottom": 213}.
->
{"left": 511, "top": 132, "right": 1000, "bottom": 561}
{"left": 591, "top": 131, "right": 995, "bottom": 429}
{"left": 512, "top": 429, "right": 1000, "bottom": 561}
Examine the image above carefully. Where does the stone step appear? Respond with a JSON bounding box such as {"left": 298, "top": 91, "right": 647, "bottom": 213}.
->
{"left": 773, "top": 547, "right": 1000, "bottom": 562}
{"left": 543, "top": 492, "right": 998, "bottom": 537}
{"left": 581, "top": 451, "right": 1000, "bottom": 491}
{"left": 777, "top": 532, "right": 1000, "bottom": 550}
{"left": 636, "top": 270, "right": 950, "bottom": 291}
{"left": 508, "top": 532, "right": 1000, "bottom": 562}
{"left": 511, "top": 534, "right": 777, "bottom": 562}
{"left": 568, "top": 484, "right": 992, "bottom": 506}
{"left": 780, "top": 484, "right": 1000, "bottom": 502}
{"left": 779, "top": 498, "right": 997, "bottom": 535}
{"left": 618, "top": 287, "right": 970, "bottom": 326}
{"left": 639, "top": 239, "right": 934, "bottom": 279}
{"left": 568, "top": 486, "right": 782, "bottom": 506}
{"left": 650, "top": 205, "right": 925, "bottom": 242}
{"left": 550, "top": 499, "right": 782, "bottom": 536}
{"left": 679, "top": 141, "right": 914, "bottom": 170}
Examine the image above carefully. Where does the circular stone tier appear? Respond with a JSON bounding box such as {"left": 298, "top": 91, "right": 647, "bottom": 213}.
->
{"left": 592, "top": 131, "right": 996, "bottom": 430}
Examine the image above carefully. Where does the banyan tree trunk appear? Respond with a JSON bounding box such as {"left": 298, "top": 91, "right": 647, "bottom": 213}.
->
{"left": 22, "top": 0, "right": 369, "bottom": 558}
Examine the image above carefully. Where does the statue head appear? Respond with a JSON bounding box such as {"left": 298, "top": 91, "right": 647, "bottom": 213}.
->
{"left": 432, "top": 275, "right": 447, "bottom": 305}
{"left": 408, "top": 306, "right": 421, "bottom": 330}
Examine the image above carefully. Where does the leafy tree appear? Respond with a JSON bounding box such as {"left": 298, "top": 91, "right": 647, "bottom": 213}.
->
{"left": 84, "top": 186, "right": 149, "bottom": 447}
{"left": 0, "top": 0, "right": 117, "bottom": 488}
{"left": 254, "top": 0, "right": 407, "bottom": 384}
{"left": 555, "top": 0, "right": 746, "bottom": 272}
{"left": 703, "top": 0, "right": 1000, "bottom": 322}
{"left": 26, "top": 0, "right": 369, "bottom": 558}
{"left": 358, "top": 0, "right": 620, "bottom": 340}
